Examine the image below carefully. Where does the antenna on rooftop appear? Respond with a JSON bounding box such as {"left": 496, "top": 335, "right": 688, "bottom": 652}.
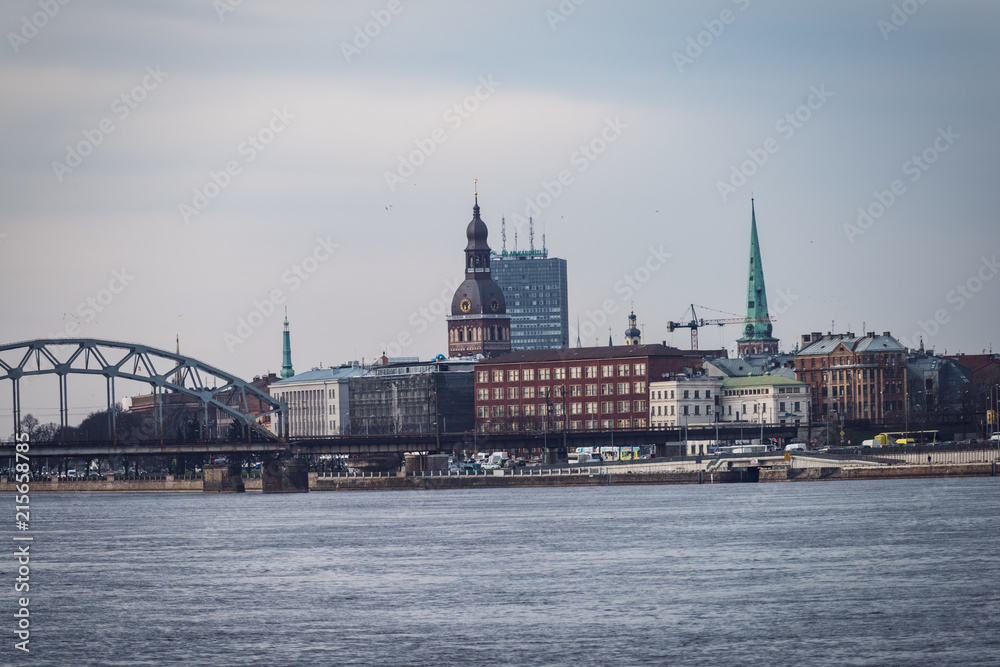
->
{"left": 501, "top": 216, "right": 507, "bottom": 252}
{"left": 514, "top": 229, "right": 518, "bottom": 252}
{"left": 529, "top": 217, "right": 535, "bottom": 251}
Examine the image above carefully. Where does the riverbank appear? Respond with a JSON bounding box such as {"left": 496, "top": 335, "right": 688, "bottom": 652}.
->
{"left": 2, "top": 461, "right": 996, "bottom": 492}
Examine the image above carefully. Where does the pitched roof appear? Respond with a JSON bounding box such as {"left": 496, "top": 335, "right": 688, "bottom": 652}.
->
{"left": 797, "top": 333, "right": 904, "bottom": 356}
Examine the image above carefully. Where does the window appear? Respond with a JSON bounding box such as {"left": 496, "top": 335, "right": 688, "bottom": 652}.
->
{"left": 794, "top": 402, "right": 801, "bottom": 412}
{"left": 683, "top": 406, "right": 689, "bottom": 415}
{"left": 477, "top": 371, "right": 489, "bottom": 383}
{"left": 477, "top": 406, "right": 488, "bottom": 418}
{"left": 585, "top": 384, "right": 598, "bottom": 396}
{"left": 554, "top": 368, "right": 566, "bottom": 380}
{"left": 616, "top": 400, "right": 630, "bottom": 412}
{"left": 601, "top": 419, "right": 613, "bottom": 429}
{"left": 586, "top": 402, "right": 598, "bottom": 414}
{"left": 523, "top": 405, "right": 536, "bottom": 416}
{"left": 507, "top": 387, "right": 519, "bottom": 399}
{"left": 585, "top": 420, "right": 598, "bottom": 430}
{"left": 779, "top": 401, "right": 786, "bottom": 412}
{"left": 670, "top": 390, "right": 675, "bottom": 399}
{"left": 617, "top": 364, "right": 630, "bottom": 377}
{"left": 523, "top": 386, "right": 535, "bottom": 399}
{"left": 683, "top": 390, "right": 689, "bottom": 399}
{"left": 569, "top": 367, "right": 582, "bottom": 379}
{"left": 617, "top": 383, "right": 629, "bottom": 394}
{"left": 569, "top": 385, "right": 582, "bottom": 397}
{"left": 477, "top": 388, "right": 489, "bottom": 400}
{"left": 554, "top": 386, "right": 566, "bottom": 398}
{"left": 539, "top": 368, "right": 551, "bottom": 381}
{"left": 633, "top": 363, "right": 646, "bottom": 375}
{"left": 670, "top": 406, "right": 675, "bottom": 416}
{"left": 694, "top": 405, "right": 700, "bottom": 415}
{"left": 617, "top": 418, "right": 631, "bottom": 429}
{"left": 492, "top": 388, "right": 503, "bottom": 400}
{"left": 507, "top": 405, "right": 519, "bottom": 417}
{"left": 601, "top": 383, "right": 613, "bottom": 395}
{"left": 552, "top": 403, "right": 564, "bottom": 416}
{"left": 491, "top": 405, "right": 503, "bottom": 417}
{"left": 633, "top": 418, "right": 647, "bottom": 428}
{"left": 601, "top": 365, "right": 614, "bottom": 378}
{"left": 539, "top": 386, "right": 551, "bottom": 398}
{"left": 585, "top": 366, "right": 598, "bottom": 378}
{"left": 633, "top": 400, "right": 646, "bottom": 412}
{"left": 570, "top": 402, "right": 583, "bottom": 415}
{"left": 523, "top": 369, "right": 535, "bottom": 381}
{"left": 705, "top": 389, "right": 711, "bottom": 399}
{"left": 633, "top": 382, "right": 646, "bottom": 394}
{"left": 601, "top": 401, "right": 614, "bottom": 413}
{"left": 491, "top": 370, "right": 503, "bottom": 382}
{"left": 507, "top": 370, "right": 519, "bottom": 382}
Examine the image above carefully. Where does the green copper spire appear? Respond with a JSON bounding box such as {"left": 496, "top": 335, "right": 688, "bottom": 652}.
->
{"left": 737, "top": 199, "right": 778, "bottom": 355}
{"left": 280, "top": 307, "right": 294, "bottom": 379}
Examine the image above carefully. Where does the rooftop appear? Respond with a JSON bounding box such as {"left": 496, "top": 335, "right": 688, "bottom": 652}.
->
{"left": 722, "top": 375, "right": 807, "bottom": 389}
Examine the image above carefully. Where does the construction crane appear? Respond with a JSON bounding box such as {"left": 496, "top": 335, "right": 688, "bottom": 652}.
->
{"left": 666, "top": 304, "right": 776, "bottom": 351}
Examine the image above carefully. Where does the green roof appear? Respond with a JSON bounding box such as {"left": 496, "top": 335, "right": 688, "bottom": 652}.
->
{"left": 722, "top": 375, "right": 806, "bottom": 389}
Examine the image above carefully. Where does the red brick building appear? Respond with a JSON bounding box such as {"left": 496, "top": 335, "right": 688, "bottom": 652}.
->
{"left": 794, "top": 331, "right": 907, "bottom": 425}
{"left": 473, "top": 344, "right": 727, "bottom": 433}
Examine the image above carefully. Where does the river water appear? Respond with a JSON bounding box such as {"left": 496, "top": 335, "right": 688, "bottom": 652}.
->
{"left": 8, "top": 478, "right": 1000, "bottom": 666}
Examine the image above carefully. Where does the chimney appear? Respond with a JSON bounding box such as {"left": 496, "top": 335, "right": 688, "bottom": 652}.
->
{"left": 882, "top": 331, "right": 891, "bottom": 337}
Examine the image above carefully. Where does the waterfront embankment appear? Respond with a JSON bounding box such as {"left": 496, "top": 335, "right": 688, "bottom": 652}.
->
{"left": 1, "top": 461, "right": 996, "bottom": 492}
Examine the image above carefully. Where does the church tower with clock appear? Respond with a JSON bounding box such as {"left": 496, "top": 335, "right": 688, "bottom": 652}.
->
{"left": 447, "top": 193, "right": 511, "bottom": 359}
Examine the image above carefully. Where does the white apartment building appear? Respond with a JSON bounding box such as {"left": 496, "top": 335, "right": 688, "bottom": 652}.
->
{"left": 718, "top": 375, "right": 809, "bottom": 427}
{"left": 268, "top": 362, "right": 368, "bottom": 437}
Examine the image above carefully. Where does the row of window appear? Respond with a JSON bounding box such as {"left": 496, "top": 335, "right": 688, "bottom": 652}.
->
{"left": 477, "top": 382, "right": 648, "bottom": 400}
{"left": 478, "top": 364, "right": 647, "bottom": 384}
{"left": 477, "top": 401, "right": 648, "bottom": 418}
{"left": 798, "top": 353, "right": 903, "bottom": 370}
{"left": 478, "top": 418, "right": 648, "bottom": 433}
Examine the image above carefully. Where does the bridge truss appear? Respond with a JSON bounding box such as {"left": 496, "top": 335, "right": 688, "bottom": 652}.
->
{"left": 0, "top": 339, "right": 286, "bottom": 442}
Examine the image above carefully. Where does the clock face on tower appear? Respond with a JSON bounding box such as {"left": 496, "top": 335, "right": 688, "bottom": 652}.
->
{"left": 460, "top": 298, "right": 472, "bottom": 313}
{"left": 490, "top": 298, "right": 499, "bottom": 312}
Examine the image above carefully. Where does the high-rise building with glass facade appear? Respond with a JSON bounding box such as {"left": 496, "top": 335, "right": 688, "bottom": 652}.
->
{"left": 491, "top": 248, "right": 569, "bottom": 350}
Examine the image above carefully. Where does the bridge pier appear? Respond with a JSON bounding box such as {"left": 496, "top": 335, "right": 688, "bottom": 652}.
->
{"left": 544, "top": 447, "right": 568, "bottom": 465}
{"left": 203, "top": 463, "right": 245, "bottom": 493}
{"left": 262, "top": 456, "right": 309, "bottom": 493}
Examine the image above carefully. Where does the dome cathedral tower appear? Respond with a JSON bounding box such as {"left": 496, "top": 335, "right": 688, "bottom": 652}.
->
{"left": 447, "top": 191, "right": 511, "bottom": 358}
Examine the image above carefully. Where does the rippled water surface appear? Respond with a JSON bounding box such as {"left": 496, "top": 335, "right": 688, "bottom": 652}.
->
{"left": 9, "top": 478, "right": 1000, "bottom": 665}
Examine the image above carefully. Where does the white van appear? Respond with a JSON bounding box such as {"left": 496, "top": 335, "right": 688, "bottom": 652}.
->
{"left": 784, "top": 443, "right": 807, "bottom": 452}
{"left": 989, "top": 434, "right": 1000, "bottom": 442}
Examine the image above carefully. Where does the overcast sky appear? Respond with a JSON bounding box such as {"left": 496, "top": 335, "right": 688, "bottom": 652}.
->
{"left": 2, "top": 0, "right": 999, "bottom": 429}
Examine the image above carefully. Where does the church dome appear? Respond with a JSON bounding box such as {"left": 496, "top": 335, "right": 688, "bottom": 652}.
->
{"left": 451, "top": 277, "right": 506, "bottom": 317}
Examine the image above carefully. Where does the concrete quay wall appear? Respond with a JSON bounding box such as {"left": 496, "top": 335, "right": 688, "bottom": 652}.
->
{"left": 760, "top": 462, "right": 995, "bottom": 482}
{"left": 0, "top": 476, "right": 265, "bottom": 493}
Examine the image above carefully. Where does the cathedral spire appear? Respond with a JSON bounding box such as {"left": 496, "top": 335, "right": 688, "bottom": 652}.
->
{"left": 280, "top": 307, "right": 294, "bottom": 379}
{"left": 737, "top": 199, "right": 778, "bottom": 356}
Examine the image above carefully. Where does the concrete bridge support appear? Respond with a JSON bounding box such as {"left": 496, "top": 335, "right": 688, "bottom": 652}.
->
{"left": 544, "top": 447, "right": 568, "bottom": 465}
{"left": 203, "top": 463, "right": 245, "bottom": 493}
{"left": 262, "top": 456, "right": 309, "bottom": 493}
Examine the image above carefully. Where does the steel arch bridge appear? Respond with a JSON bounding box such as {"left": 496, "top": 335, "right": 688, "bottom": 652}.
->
{"left": 0, "top": 339, "right": 286, "bottom": 441}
